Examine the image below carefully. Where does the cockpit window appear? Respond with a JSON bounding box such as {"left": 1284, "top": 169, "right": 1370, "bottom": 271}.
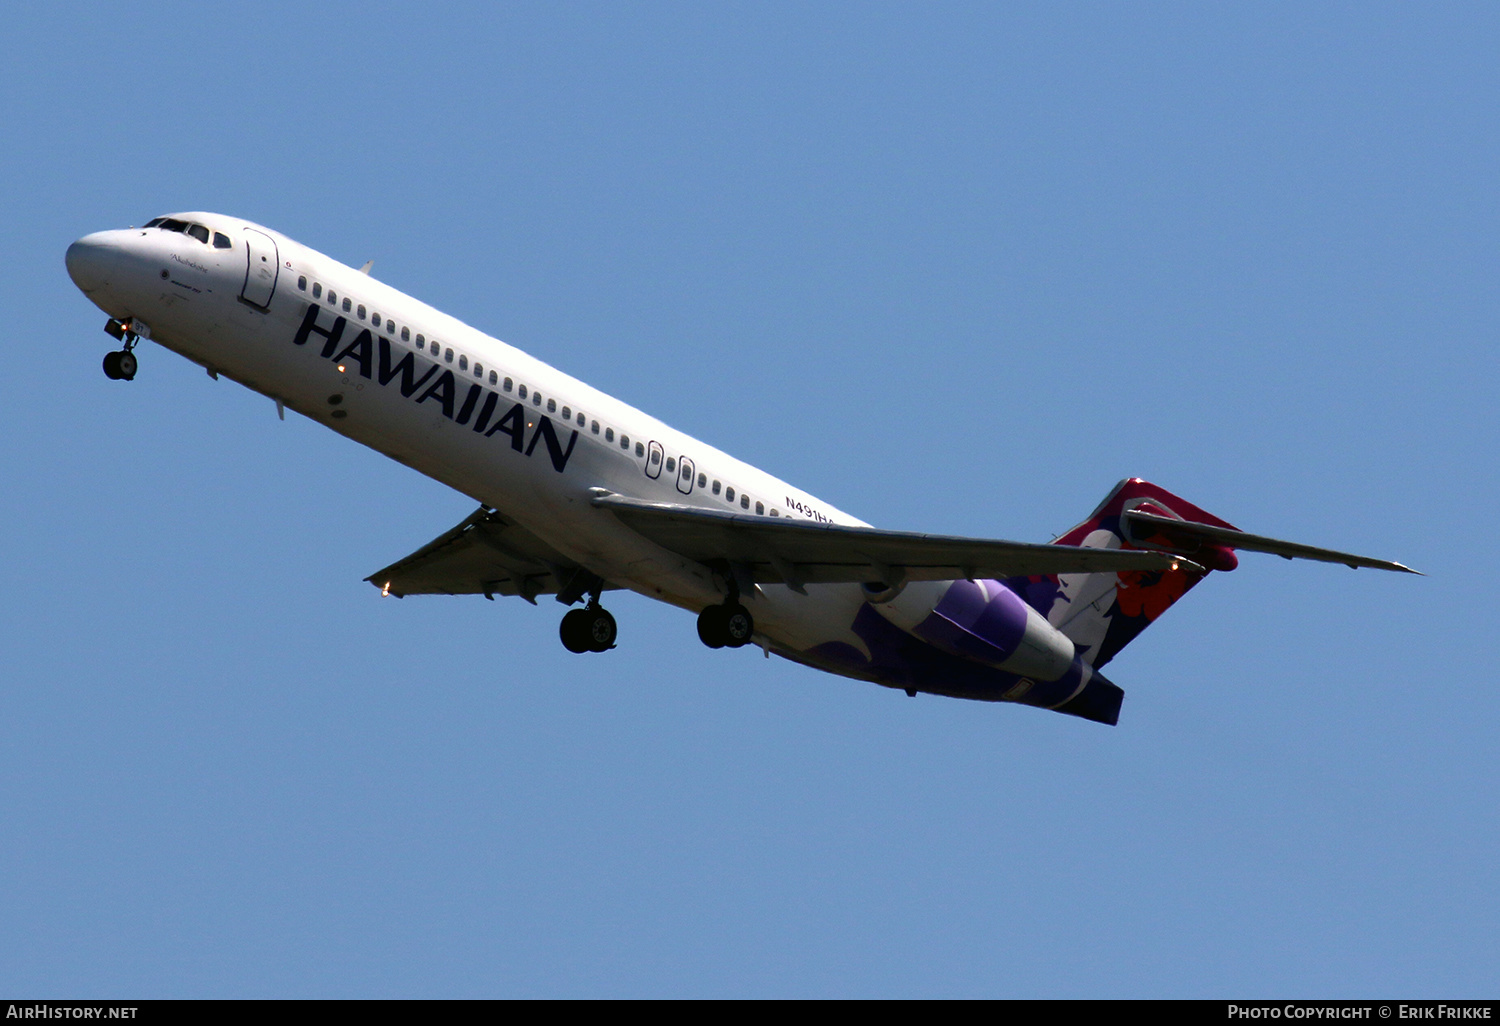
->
{"left": 147, "top": 217, "right": 225, "bottom": 246}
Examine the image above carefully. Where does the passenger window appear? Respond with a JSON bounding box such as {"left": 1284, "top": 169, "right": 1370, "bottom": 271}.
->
{"left": 546, "top": 398, "right": 556, "bottom": 413}
{"left": 741, "top": 495, "right": 750, "bottom": 510}
{"left": 187, "top": 224, "right": 210, "bottom": 244}
{"left": 313, "top": 283, "right": 322, "bottom": 298}
{"left": 712, "top": 481, "right": 721, "bottom": 495}
{"left": 372, "top": 314, "right": 381, "bottom": 327}
{"left": 213, "top": 232, "right": 232, "bottom": 249}
{"left": 577, "top": 413, "right": 585, "bottom": 426}
{"left": 387, "top": 321, "right": 396, "bottom": 335}
{"left": 726, "top": 487, "right": 736, "bottom": 502}
{"left": 342, "top": 298, "right": 351, "bottom": 312}
{"left": 297, "top": 276, "right": 307, "bottom": 291}
{"left": 401, "top": 326, "right": 409, "bottom": 341}
{"left": 518, "top": 385, "right": 527, "bottom": 399}
{"left": 605, "top": 427, "right": 614, "bottom": 442}
{"left": 504, "top": 378, "right": 513, "bottom": 392}
{"left": 770, "top": 509, "right": 780, "bottom": 517}
{"left": 635, "top": 442, "right": 645, "bottom": 456}
{"left": 358, "top": 305, "right": 366, "bottom": 320}
{"left": 474, "top": 363, "right": 482, "bottom": 377}
{"left": 651, "top": 450, "right": 662, "bottom": 466}
{"left": 459, "top": 355, "right": 468, "bottom": 370}
{"left": 561, "top": 406, "right": 571, "bottom": 420}
{"left": 665, "top": 457, "right": 675, "bottom": 473}
{"left": 489, "top": 371, "right": 498, "bottom": 385}
{"left": 592, "top": 421, "right": 600, "bottom": 434}
{"left": 698, "top": 473, "right": 706, "bottom": 488}
{"left": 533, "top": 393, "right": 542, "bottom": 406}
{"left": 755, "top": 501, "right": 764, "bottom": 515}
{"left": 416, "top": 333, "right": 425, "bottom": 346}
{"left": 621, "top": 435, "right": 630, "bottom": 449}
{"left": 445, "top": 348, "right": 453, "bottom": 363}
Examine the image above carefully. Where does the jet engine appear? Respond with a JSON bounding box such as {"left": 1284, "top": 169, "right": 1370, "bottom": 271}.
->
{"left": 865, "top": 577, "right": 1076, "bottom": 681}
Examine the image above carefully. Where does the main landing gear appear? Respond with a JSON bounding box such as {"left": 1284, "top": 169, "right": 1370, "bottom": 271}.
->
{"left": 697, "top": 601, "right": 754, "bottom": 649}
{"left": 560, "top": 601, "right": 618, "bottom": 654}
{"left": 102, "top": 318, "right": 139, "bottom": 381}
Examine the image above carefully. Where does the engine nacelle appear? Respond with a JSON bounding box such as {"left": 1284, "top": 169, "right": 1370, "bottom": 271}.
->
{"left": 866, "top": 578, "right": 1077, "bottom": 681}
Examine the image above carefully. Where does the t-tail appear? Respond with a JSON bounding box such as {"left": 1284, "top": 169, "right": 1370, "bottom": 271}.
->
{"left": 1007, "top": 478, "right": 1419, "bottom": 671}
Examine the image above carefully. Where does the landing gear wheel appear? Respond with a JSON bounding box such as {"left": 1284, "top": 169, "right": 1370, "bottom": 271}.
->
{"left": 723, "top": 604, "right": 754, "bottom": 648}
{"left": 560, "top": 608, "right": 592, "bottom": 653}
{"left": 698, "top": 603, "right": 753, "bottom": 649}
{"left": 585, "top": 607, "right": 617, "bottom": 652}
{"left": 103, "top": 350, "right": 136, "bottom": 381}
{"left": 697, "top": 605, "right": 728, "bottom": 649}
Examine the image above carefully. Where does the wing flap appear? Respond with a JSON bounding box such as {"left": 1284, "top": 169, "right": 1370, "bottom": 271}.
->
{"left": 590, "top": 491, "right": 1198, "bottom": 586}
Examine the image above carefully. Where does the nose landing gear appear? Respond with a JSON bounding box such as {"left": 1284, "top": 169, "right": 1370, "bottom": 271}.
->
{"left": 102, "top": 349, "right": 137, "bottom": 381}
{"left": 102, "top": 318, "right": 141, "bottom": 381}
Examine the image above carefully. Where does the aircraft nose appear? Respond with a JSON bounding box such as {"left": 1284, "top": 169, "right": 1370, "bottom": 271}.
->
{"left": 65, "top": 233, "right": 119, "bottom": 294}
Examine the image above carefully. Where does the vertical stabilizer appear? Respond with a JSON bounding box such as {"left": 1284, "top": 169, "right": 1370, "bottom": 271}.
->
{"left": 1006, "top": 479, "right": 1239, "bottom": 668}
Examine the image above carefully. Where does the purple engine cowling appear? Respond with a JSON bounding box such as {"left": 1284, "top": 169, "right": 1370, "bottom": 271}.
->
{"left": 869, "top": 578, "right": 1077, "bottom": 683}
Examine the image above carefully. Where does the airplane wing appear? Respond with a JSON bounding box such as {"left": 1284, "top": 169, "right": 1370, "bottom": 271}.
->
{"left": 588, "top": 490, "right": 1198, "bottom": 592}
{"left": 366, "top": 506, "right": 618, "bottom": 602}
{"left": 1121, "top": 510, "right": 1421, "bottom": 574}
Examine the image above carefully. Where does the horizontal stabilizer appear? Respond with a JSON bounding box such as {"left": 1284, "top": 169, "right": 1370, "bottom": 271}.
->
{"left": 1121, "top": 510, "right": 1420, "bottom": 574}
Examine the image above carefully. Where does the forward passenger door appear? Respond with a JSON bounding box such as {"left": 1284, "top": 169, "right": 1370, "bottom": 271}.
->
{"left": 239, "top": 228, "right": 280, "bottom": 310}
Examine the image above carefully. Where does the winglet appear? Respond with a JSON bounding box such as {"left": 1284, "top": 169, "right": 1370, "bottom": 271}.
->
{"left": 359, "top": 260, "right": 374, "bottom": 276}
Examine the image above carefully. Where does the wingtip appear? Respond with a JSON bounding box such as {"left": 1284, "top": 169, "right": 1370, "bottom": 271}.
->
{"left": 1351, "top": 560, "right": 1423, "bottom": 575}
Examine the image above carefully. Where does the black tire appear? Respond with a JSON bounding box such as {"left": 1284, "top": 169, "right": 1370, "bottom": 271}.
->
{"left": 117, "top": 350, "right": 137, "bottom": 380}
{"left": 560, "top": 608, "right": 592, "bottom": 653}
{"left": 102, "top": 351, "right": 123, "bottom": 380}
{"left": 697, "top": 605, "right": 727, "bottom": 649}
{"left": 586, "top": 607, "right": 617, "bottom": 652}
{"left": 724, "top": 604, "right": 754, "bottom": 648}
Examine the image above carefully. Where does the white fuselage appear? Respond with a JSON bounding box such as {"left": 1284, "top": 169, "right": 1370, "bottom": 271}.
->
{"left": 67, "top": 211, "right": 1131, "bottom": 724}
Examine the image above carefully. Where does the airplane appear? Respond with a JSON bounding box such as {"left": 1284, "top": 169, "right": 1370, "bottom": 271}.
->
{"left": 64, "top": 212, "right": 1418, "bottom": 726}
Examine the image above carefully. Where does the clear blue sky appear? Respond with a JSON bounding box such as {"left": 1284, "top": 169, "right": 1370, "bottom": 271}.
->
{"left": 2, "top": 1, "right": 1494, "bottom": 997}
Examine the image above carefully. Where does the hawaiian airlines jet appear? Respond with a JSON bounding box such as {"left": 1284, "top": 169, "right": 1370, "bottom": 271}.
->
{"left": 65, "top": 213, "right": 1417, "bottom": 725}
